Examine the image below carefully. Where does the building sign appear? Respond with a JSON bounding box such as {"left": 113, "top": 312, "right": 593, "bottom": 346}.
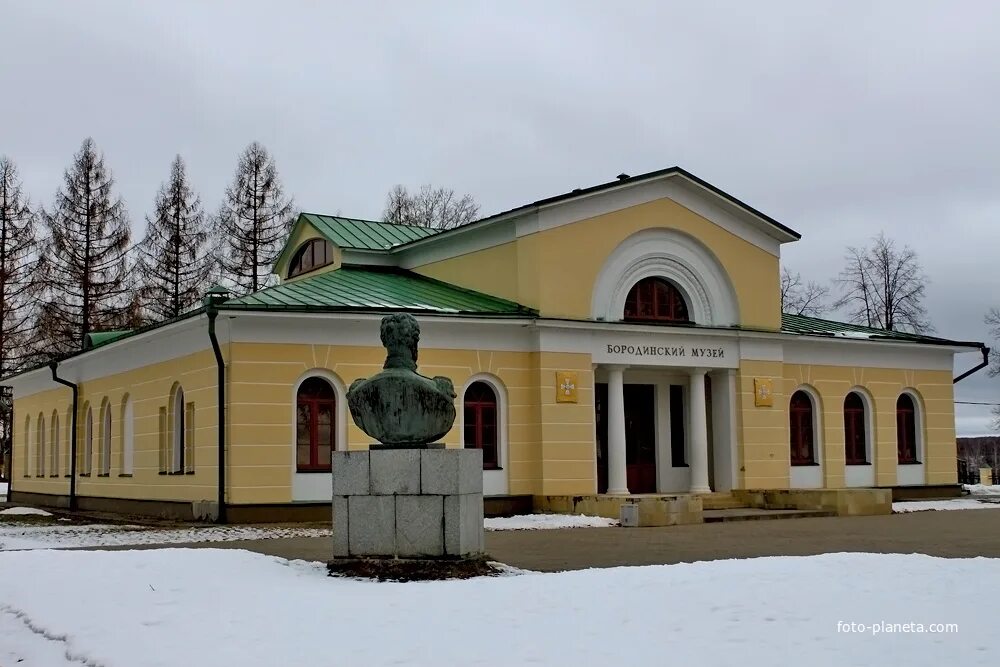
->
{"left": 555, "top": 371, "right": 578, "bottom": 403}
{"left": 595, "top": 338, "right": 738, "bottom": 369}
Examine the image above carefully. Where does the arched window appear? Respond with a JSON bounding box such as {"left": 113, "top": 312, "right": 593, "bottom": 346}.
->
{"left": 101, "top": 401, "right": 112, "bottom": 475}
{"left": 83, "top": 406, "right": 93, "bottom": 475}
{"left": 36, "top": 413, "right": 45, "bottom": 477}
{"left": 50, "top": 411, "right": 60, "bottom": 477}
{"left": 172, "top": 386, "right": 185, "bottom": 473}
{"left": 897, "top": 394, "right": 919, "bottom": 464}
{"left": 296, "top": 377, "right": 335, "bottom": 472}
{"left": 843, "top": 392, "right": 868, "bottom": 465}
{"left": 464, "top": 382, "right": 498, "bottom": 469}
{"left": 789, "top": 390, "right": 815, "bottom": 466}
{"left": 623, "top": 277, "right": 690, "bottom": 323}
{"left": 64, "top": 406, "right": 72, "bottom": 477}
{"left": 23, "top": 415, "right": 30, "bottom": 477}
{"left": 120, "top": 395, "right": 134, "bottom": 475}
{"left": 288, "top": 239, "right": 333, "bottom": 278}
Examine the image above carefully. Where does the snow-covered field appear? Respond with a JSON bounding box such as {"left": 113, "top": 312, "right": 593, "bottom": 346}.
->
{"left": 0, "top": 512, "right": 617, "bottom": 551}
{"left": 893, "top": 498, "right": 1000, "bottom": 513}
{"left": 0, "top": 523, "right": 332, "bottom": 551}
{"left": 0, "top": 548, "right": 995, "bottom": 666}
{"left": 484, "top": 513, "right": 618, "bottom": 530}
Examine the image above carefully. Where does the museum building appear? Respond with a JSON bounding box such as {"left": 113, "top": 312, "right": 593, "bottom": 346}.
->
{"left": 4, "top": 167, "right": 989, "bottom": 522}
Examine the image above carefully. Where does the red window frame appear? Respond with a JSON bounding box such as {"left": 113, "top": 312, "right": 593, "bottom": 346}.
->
{"left": 896, "top": 394, "right": 918, "bottom": 464}
{"left": 789, "top": 390, "right": 815, "bottom": 466}
{"left": 464, "top": 382, "right": 499, "bottom": 470}
{"left": 624, "top": 277, "right": 690, "bottom": 323}
{"left": 288, "top": 239, "right": 332, "bottom": 278}
{"left": 296, "top": 378, "right": 335, "bottom": 472}
{"left": 843, "top": 392, "right": 867, "bottom": 465}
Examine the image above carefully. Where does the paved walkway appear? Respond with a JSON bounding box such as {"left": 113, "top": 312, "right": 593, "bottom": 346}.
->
{"left": 94, "top": 509, "right": 1000, "bottom": 571}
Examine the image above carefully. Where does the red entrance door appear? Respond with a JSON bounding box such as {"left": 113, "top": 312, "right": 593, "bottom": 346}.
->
{"left": 595, "top": 384, "right": 657, "bottom": 493}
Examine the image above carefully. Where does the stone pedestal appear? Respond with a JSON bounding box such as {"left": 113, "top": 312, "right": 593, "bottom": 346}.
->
{"left": 332, "top": 447, "right": 484, "bottom": 559}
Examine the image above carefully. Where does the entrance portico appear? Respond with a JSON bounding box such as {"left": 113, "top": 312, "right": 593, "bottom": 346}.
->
{"left": 593, "top": 337, "right": 739, "bottom": 496}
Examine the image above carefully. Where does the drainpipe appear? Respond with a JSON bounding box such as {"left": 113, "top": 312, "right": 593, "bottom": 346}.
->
{"left": 49, "top": 362, "right": 79, "bottom": 511}
{"left": 954, "top": 347, "right": 990, "bottom": 384}
{"left": 206, "top": 304, "right": 228, "bottom": 524}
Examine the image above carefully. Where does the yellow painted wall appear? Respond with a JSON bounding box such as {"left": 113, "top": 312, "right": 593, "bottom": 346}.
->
{"left": 536, "top": 352, "right": 596, "bottom": 495}
{"left": 737, "top": 360, "right": 789, "bottom": 489}
{"left": 226, "top": 342, "right": 547, "bottom": 503}
{"left": 415, "top": 198, "right": 781, "bottom": 329}
{"left": 12, "top": 348, "right": 221, "bottom": 503}
{"left": 739, "top": 363, "right": 957, "bottom": 488}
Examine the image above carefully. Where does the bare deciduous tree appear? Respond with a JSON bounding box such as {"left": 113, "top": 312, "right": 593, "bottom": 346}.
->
{"left": 985, "top": 308, "right": 1000, "bottom": 430}
{"left": 382, "top": 184, "right": 479, "bottom": 229}
{"left": 137, "top": 155, "right": 215, "bottom": 321}
{"left": 833, "top": 232, "right": 932, "bottom": 333}
{"left": 780, "top": 267, "right": 829, "bottom": 317}
{"left": 37, "top": 138, "right": 132, "bottom": 354}
{"left": 214, "top": 142, "right": 295, "bottom": 295}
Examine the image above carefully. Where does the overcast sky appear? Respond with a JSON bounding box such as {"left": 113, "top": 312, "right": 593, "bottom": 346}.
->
{"left": 2, "top": 1, "right": 997, "bottom": 434}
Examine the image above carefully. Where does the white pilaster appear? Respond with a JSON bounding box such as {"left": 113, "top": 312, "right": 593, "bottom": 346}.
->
{"left": 688, "top": 368, "right": 711, "bottom": 494}
{"left": 606, "top": 365, "right": 629, "bottom": 495}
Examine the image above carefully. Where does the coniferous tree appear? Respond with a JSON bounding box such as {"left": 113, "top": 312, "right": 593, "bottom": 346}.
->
{"left": 37, "top": 138, "right": 132, "bottom": 354}
{"left": 137, "top": 155, "right": 214, "bottom": 321}
{"left": 214, "top": 142, "right": 294, "bottom": 295}
{"left": 0, "top": 156, "right": 41, "bottom": 479}
{"left": 0, "top": 156, "right": 42, "bottom": 375}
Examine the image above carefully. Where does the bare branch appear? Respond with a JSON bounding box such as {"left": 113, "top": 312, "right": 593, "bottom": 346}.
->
{"left": 833, "top": 231, "right": 932, "bottom": 333}
{"left": 381, "top": 184, "right": 479, "bottom": 230}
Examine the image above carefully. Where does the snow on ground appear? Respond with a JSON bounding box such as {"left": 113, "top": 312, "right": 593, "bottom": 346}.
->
{"left": 965, "top": 483, "right": 1000, "bottom": 495}
{"left": 893, "top": 498, "right": 1000, "bottom": 513}
{"left": 0, "top": 507, "right": 53, "bottom": 516}
{"left": 485, "top": 513, "right": 618, "bottom": 530}
{"left": 0, "top": 513, "right": 610, "bottom": 550}
{"left": 0, "top": 549, "right": 996, "bottom": 667}
{"left": 0, "top": 524, "right": 331, "bottom": 551}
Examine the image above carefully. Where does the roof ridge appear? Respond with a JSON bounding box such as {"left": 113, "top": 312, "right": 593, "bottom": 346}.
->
{"left": 302, "top": 212, "right": 443, "bottom": 233}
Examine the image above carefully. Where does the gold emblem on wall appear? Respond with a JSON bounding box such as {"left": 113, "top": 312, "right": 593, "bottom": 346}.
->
{"left": 754, "top": 378, "right": 774, "bottom": 407}
{"left": 556, "top": 371, "right": 579, "bottom": 403}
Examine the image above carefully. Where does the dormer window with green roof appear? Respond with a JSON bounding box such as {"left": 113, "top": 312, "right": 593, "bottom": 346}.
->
{"left": 288, "top": 239, "right": 334, "bottom": 278}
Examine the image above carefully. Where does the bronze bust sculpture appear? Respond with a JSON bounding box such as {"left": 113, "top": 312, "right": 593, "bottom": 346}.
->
{"left": 347, "top": 313, "right": 457, "bottom": 446}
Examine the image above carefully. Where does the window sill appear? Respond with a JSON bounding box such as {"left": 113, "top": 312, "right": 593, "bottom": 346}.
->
{"left": 97, "top": 473, "right": 110, "bottom": 477}
{"left": 35, "top": 475, "right": 45, "bottom": 478}
{"left": 483, "top": 466, "right": 503, "bottom": 472}
{"left": 49, "top": 474, "right": 60, "bottom": 478}
{"left": 118, "top": 473, "right": 133, "bottom": 478}
{"left": 296, "top": 469, "right": 333, "bottom": 474}
{"left": 158, "top": 471, "right": 167, "bottom": 476}
{"left": 845, "top": 462, "right": 871, "bottom": 466}
{"left": 79, "top": 473, "right": 91, "bottom": 477}
{"left": 791, "top": 462, "right": 820, "bottom": 467}
{"left": 671, "top": 463, "right": 689, "bottom": 468}
{"left": 185, "top": 471, "right": 195, "bottom": 475}
{"left": 898, "top": 461, "right": 923, "bottom": 466}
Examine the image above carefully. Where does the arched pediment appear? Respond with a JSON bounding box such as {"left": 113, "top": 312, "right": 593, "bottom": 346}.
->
{"left": 590, "top": 228, "right": 739, "bottom": 326}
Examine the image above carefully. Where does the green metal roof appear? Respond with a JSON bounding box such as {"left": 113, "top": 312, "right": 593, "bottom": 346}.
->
{"left": 84, "top": 330, "right": 134, "bottom": 349}
{"left": 301, "top": 213, "right": 439, "bottom": 251}
{"left": 224, "top": 267, "right": 536, "bottom": 316}
{"left": 781, "top": 313, "right": 982, "bottom": 347}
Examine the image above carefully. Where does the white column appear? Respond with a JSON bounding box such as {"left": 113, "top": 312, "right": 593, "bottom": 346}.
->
{"left": 606, "top": 365, "right": 629, "bottom": 495}
{"left": 688, "top": 368, "right": 711, "bottom": 494}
